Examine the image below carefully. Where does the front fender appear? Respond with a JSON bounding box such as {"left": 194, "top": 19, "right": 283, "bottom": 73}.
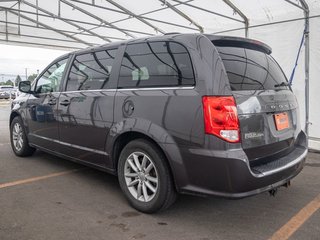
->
{"left": 10, "top": 94, "right": 29, "bottom": 129}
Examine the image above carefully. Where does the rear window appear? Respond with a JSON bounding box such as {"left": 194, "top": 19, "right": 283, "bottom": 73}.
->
{"left": 216, "top": 46, "right": 289, "bottom": 91}
{"left": 118, "top": 41, "right": 195, "bottom": 88}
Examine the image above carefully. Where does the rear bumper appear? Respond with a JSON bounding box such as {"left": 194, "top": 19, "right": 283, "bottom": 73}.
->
{"left": 177, "top": 134, "right": 307, "bottom": 198}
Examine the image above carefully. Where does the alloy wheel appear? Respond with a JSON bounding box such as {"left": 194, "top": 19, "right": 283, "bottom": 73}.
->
{"left": 124, "top": 152, "right": 159, "bottom": 202}
{"left": 12, "top": 122, "right": 24, "bottom": 152}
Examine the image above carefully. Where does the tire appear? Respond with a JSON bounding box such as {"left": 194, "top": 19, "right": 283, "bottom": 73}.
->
{"left": 118, "top": 139, "right": 177, "bottom": 213}
{"left": 10, "top": 116, "right": 35, "bottom": 157}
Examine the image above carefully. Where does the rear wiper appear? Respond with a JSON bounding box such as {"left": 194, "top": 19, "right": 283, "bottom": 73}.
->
{"left": 274, "top": 82, "right": 290, "bottom": 87}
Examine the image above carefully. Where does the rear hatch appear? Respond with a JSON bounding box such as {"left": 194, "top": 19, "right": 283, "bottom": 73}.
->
{"left": 212, "top": 37, "right": 300, "bottom": 165}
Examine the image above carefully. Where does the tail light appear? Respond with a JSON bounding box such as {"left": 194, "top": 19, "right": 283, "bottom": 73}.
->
{"left": 202, "top": 96, "right": 240, "bottom": 143}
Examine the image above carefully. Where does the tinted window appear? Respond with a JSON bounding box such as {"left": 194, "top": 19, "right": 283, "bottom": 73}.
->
{"left": 66, "top": 49, "right": 117, "bottom": 91}
{"left": 216, "top": 46, "right": 288, "bottom": 91}
{"left": 36, "top": 58, "right": 68, "bottom": 93}
{"left": 118, "top": 42, "right": 194, "bottom": 88}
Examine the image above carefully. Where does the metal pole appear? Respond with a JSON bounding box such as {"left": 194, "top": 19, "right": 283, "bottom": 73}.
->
{"left": 1, "top": 6, "right": 150, "bottom": 36}
{"left": 36, "top": 0, "right": 38, "bottom": 27}
{"left": 0, "top": 18, "right": 125, "bottom": 41}
{"left": 0, "top": 39, "right": 83, "bottom": 50}
{"left": 222, "top": 0, "right": 249, "bottom": 38}
{"left": 305, "top": 15, "right": 310, "bottom": 138}
{"left": 212, "top": 14, "right": 319, "bottom": 35}
{"left": 60, "top": 0, "right": 136, "bottom": 38}
{"left": 104, "top": 0, "right": 165, "bottom": 34}
{"left": 68, "top": 0, "right": 195, "bottom": 31}
{"left": 304, "top": 10, "right": 310, "bottom": 139}
{"left": 5, "top": 10, "right": 8, "bottom": 41}
{"left": 158, "top": 0, "right": 204, "bottom": 33}
{"left": 299, "top": 0, "right": 310, "bottom": 140}
{"left": 25, "top": 68, "right": 28, "bottom": 81}
{"left": 284, "top": 0, "right": 307, "bottom": 11}
{"left": 58, "top": 0, "right": 61, "bottom": 17}
{"left": 18, "top": 0, "right": 21, "bottom": 34}
{"left": 9, "top": 10, "right": 93, "bottom": 47}
{"left": 170, "top": 0, "right": 244, "bottom": 23}
{"left": 21, "top": 0, "right": 112, "bottom": 42}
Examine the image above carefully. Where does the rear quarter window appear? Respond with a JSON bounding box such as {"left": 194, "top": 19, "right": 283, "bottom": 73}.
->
{"left": 118, "top": 41, "right": 195, "bottom": 88}
{"left": 216, "top": 46, "right": 289, "bottom": 91}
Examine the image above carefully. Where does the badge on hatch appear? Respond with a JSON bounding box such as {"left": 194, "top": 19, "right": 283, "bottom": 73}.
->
{"left": 274, "top": 112, "right": 289, "bottom": 131}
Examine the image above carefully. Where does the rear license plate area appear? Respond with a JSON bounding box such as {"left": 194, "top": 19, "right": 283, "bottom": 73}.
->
{"left": 274, "top": 112, "right": 289, "bottom": 131}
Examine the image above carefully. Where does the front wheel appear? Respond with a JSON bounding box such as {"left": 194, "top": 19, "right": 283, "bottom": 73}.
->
{"left": 10, "top": 116, "right": 35, "bottom": 157}
{"left": 118, "top": 139, "right": 177, "bottom": 213}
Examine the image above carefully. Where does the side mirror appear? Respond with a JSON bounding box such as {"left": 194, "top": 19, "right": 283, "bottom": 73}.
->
{"left": 19, "top": 81, "right": 32, "bottom": 93}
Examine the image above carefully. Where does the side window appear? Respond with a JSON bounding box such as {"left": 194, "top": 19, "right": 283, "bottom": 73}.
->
{"left": 118, "top": 41, "right": 195, "bottom": 88}
{"left": 35, "top": 58, "right": 68, "bottom": 93}
{"left": 66, "top": 49, "right": 117, "bottom": 91}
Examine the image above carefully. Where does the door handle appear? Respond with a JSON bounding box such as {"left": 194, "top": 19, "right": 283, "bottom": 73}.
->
{"left": 60, "top": 99, "right": 71, "bottom": 106}
{"left": 48, "top": 98, "right": 56, "bottom": 105}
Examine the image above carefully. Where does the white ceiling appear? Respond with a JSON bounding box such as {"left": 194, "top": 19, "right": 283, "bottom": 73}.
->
{"left": 0, "top": 0, "right": 318, "bottom": 50}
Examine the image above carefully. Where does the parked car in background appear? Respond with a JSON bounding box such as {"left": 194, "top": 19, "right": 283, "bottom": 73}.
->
{"left": 0, "top": 85, "right": 14, "bottom": 99}
{"left": 9, "top": 33, "right": 307, "bottom": 213}
{"left": 10, "top": 88, "right": 18, "bottom": 99}
{"left": 0, "top": 91, "right": 10, "bottom": 99}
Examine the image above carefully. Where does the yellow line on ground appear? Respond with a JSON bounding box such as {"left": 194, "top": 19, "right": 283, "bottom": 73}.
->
{"left": 0, "top": 168, "right": 83, "bottom": 189}
{"left": 269, "top": 193, "right": 320, "bottom": 240}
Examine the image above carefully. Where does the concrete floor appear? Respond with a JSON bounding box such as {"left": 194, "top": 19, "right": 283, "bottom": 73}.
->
{"left": 0, "top": 100, "right": 319, "bottom": 240}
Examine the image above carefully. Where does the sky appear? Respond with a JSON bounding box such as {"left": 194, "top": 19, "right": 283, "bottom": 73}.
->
{"left": 0, "top": 44, "right": 69, "bottom": 82}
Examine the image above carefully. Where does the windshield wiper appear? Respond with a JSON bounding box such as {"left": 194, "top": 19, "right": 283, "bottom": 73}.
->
{"left": 274, "top": 82, "right": 290, "bottom": 87}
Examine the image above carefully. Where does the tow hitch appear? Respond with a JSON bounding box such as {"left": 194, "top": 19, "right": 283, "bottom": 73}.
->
{"left": 269, "top": 188, "right": 278, "bottom": 197}
{"left": 282, "top": 181, "right": 291, "bottom": 188}
{"left": 269, "top": 181, "right": 291, "bottom": 197}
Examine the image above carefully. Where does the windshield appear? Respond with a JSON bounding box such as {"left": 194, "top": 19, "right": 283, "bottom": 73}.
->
{"left": 216, "top": 46, "right": 289, "bottom": 91}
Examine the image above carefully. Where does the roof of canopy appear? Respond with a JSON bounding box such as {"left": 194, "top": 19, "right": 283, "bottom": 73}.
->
{"left": 0, "top": 0, "right": 318, "bottom": 50}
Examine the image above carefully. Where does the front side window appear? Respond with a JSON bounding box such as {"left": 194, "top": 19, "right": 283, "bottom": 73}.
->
{"left": 66, "top": 49, "right": 117, "bottom": 91}
{"left": 35, "top": 58, "right": 68, "bottom": 93}
{"left": 118, "top": 41, "right": 195, "bottom": 88}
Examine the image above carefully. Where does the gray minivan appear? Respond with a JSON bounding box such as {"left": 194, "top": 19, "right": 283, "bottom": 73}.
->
{"left": 10, "top": 33, "right": 307, "bottom": 213}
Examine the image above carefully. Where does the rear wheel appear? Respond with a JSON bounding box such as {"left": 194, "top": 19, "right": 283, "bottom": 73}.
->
{"left": 10, "top": 116, "right": 35, "bottom": 157}
{"left": 118, "top": 139, "right": 176, "bottom": 213}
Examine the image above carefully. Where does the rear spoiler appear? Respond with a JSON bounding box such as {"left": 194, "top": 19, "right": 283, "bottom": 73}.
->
{"left": 205, "top": 35, "right": 272, "bottom": 54}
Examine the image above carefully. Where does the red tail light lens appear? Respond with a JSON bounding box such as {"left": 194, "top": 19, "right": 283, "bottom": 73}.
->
{"left": 202, "top": 96, "right": 240, "bottom": 143}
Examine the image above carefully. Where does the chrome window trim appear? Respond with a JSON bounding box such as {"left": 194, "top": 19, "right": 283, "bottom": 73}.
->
{"left": 117, "top": 86, "right": 195, "bottom": 91}
{"left": 60, "top": 86, "right": 195, "bottom": 94}
{"left": 60, "top": 89, "right": 116, "bottom": 94}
